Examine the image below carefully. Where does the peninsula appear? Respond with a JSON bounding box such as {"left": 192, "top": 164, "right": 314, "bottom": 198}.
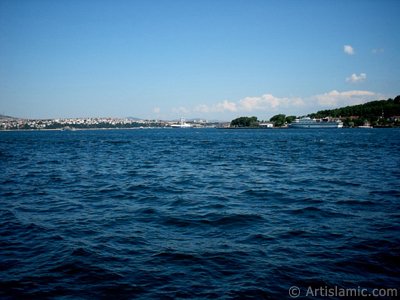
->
{"left": 228, "top": 96, "right": 400, "bottom": 128}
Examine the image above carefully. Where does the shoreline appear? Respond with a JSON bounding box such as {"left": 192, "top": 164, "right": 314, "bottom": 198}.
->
{"left": 1, "top": 126, "right": 399, "bottom": 132}
{"left": 0, "top": 127, "right": 218, "bottom": 132}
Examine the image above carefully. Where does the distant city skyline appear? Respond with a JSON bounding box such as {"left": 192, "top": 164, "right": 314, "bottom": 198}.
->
{"left": 1, "top": 0, "right": 399, "bottom": 121}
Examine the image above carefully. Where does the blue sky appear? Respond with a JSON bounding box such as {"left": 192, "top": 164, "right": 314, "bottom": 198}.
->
{"left": 1, "top": 0, "right": 399, "bottom": 120}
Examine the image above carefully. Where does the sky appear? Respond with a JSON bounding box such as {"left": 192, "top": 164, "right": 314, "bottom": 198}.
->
{"left": 0, "top": 0, "right": 399, "bottom": 120}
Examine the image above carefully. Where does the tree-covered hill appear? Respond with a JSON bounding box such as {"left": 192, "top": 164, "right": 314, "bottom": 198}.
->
{"left": 230, "top": 116, "right": 259, "bottom": 127}
{"left": 229, "top": 96, "right": 400, "bottom": 128}
{"left": 309, "top": 96, "right": 400, "bottom": 127}
{"left": 309, "top": 96, "right": 400, "bottom": 119}
{"left": 0, "top": 114, "right": 16, "bottom": 120}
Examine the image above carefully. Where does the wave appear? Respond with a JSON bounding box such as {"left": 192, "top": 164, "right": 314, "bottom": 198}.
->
{"left": 162, "top": 213, "right": 264, "bottom": 229}
{"left": 1, "top": 128, "right": 400, "bottom": 299}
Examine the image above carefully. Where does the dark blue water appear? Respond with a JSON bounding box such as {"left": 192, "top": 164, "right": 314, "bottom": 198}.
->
{"left": 1, "top": 128, "right": 399, "bottom": 299}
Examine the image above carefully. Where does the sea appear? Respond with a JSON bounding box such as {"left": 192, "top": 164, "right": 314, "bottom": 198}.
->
{"left": 1, "top": 128, "right": 399, "bottom": 299}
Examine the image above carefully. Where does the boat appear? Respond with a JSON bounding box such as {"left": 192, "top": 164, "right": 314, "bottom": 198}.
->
{"left": 171, "top": 118, "right": 192, "bottom": 128}
{"left": 61, "top": 126, "right": 75, "bottom": 131}
{"left": 289, "top": 117, "right": 343, "bottom": 128}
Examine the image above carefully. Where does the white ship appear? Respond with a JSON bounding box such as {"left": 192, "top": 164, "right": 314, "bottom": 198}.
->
{"left": 171, "top": 118, "right": 192, "bottom": 128}
{"left": 289, "top": 117, "right": 343, "bottom": 128}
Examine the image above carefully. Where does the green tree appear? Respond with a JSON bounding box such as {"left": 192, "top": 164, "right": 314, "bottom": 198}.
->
{"left": 270, "top": 114, "right": 286, "bottom": 127}
{"left": 285, "top": 115, "right": 296, "bottom": 124}
{"left": 230, "top": 116, "right": 259, "bottom": 127}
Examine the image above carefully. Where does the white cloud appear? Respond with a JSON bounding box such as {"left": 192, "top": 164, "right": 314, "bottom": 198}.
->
{"left": 215, "top": 100, "right": 238, "bottom": 112}
{"left": 172, "top": 106, "right": 190, "bottom": 115}
{"left": 171, "top": 90, "right": 384, "bottom": 119}
{"left": 344, "top": 45, "right": 355, "bottom": 55}
{"left": 239, "top": 94, "right": 280, "bottom": 111}
{"left": 194, "top": 104, "right": 210, "bottom": 113}
{"left": 314, "top": 90, "right": 376, "bottom": 107}
{"left": 238, "top": 94, "right": 304, "bottom": 111}
{"left": 193, "top": 94, "right": 304, "bottom": 115}
{"left": 153, "top": 107, "right": 161, "bottom": 114}
{"left": 194, "top": 100, "right": 237, "bottom": 113}
{"left": 346, "top": 73, "right": 367, "bottom": 83}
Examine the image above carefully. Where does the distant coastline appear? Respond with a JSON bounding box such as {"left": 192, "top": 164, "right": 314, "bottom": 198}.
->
{"left": 0, "top": 117, "right": 224, "bottom": 131}
{"left": 2, "top": 96, "right": 399, "bottom": 130}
